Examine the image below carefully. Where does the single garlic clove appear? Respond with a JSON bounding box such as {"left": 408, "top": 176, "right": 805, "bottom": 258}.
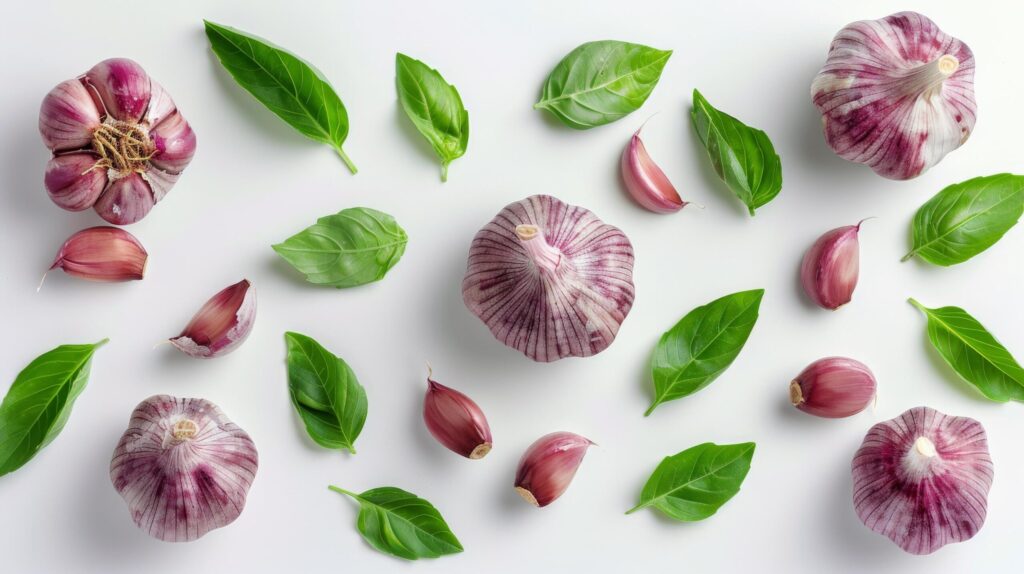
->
{"left": 800, "top": 221, "right": 863, "bottom": 310}
{"left": 852, "top": 406, "right": 993, "bottom": 554}
{"left": 423, "top": 369, "right": 493, "bottom": 459}
{"left": 110, "top": 394, "right": 259, "bottom": 542}
{"left": 170, "top": 279, "right": 256, "bottom": 359}
{"left": 49, "top": 226, "right": 148, "bottom": 282}
{"left": 621, "top": 125, "right": 685, "bottom": 213}
{"left": 44, "top": 154, "right": 107, "bottom": 211}
{"left": 146, "top": 80, "right": 178, "bottom": 128}
{"left": 811, "top": 12, "right": 976, "bottom": 179}
{"left": 85, "top": 58, "right": 152, "bottom": 123}
{"left": 38, "top": 79, "right": 101, "bottom": 152}
{"left": 93, "top": 173, "right": 156, "bottom": 225}
{"left": 149, "top": 111, "right": 196, "bottom": 173}
{"left": 514, "top": 431, "right": 593, "bottom": 507}
{"left": 789, "top": 357, "right": 876, "bottom": 418}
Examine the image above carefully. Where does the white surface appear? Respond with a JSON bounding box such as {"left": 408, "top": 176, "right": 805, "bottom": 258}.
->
{"left": 1, "top": 0, "right": 1022, "bottom": 572}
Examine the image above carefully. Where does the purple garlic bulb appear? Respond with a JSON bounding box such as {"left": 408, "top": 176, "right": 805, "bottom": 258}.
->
{"left": 110, "top": 395, "right": 258, "bottom": 542}
{"left": 800, "top": 221, "right": 864, "bottom": 310}
{"left": 811, "top": 12, "right": 975, "bottom": 180}
{"left": 462, "top": 195, "right": 635, "bottom": 362}
{"left": 852, "top": 406, "right": 993, "bottom": 555}
{"left": 39, "top": 58, "right": 196, "bottom": 224}
{"left": 170, "top": 279, "right": 256, "bottom": 359}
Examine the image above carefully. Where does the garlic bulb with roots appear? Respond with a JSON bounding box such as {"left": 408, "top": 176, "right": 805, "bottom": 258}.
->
{"left": 811, "top": 12, "right": 975, "bottom": 180}
{"left": 462, "top": 195, "right": 635, "bottom": 362}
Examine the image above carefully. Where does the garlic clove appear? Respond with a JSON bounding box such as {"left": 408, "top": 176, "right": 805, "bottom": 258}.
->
{"left": 93, "top": 172, "right": 156, "bottom": 225}
{"left": 38, "top": 79, "right": 102, "bottom": 152}
{"left": 423, "top": 369, "right": 493, "bottom": 459}
{"left": 44, "top": 153, "right": 107, "bottom": 211}
{"left": 49, "top": 226, "right": 148, "bottom": 282}
{"left": 170, "top": 280, "right": 256, "bottom": 359}
{"left": 149, "top": 111, "right": 197, "bottom": 173}
{"left": 800, "top": 222, "right": 863, "bottom": 310}
{"left": 621, "top": 125, "right": 685, "bottom": 213}
{"left": 811, "top": 12, "right": 976, "bottom": 180}
{"left": 789, "top": 357, "right": 876, "bottom": 418}
{"left": 146, "top": 80, "right": 178, "bottom": 128}
{"left": 85, "top": 58, "right": 152, "bottom": 123}
{"left": 852, "top": 406, "right": 993, "bottom": 554}
{"left": 514, "top": 431, "right": 593, "bottom": 507}
{"left": 110, "top": 395, "right": 259, "bottom": 542}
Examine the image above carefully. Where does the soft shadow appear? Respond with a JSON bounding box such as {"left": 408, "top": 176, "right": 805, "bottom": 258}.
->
{"left": 822, "top": 444, "right": 899, "bottom": 565}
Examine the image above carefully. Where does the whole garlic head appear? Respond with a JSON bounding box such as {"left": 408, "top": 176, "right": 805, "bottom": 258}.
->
{"left": 811, "top": 12, "right": 975, "bottom": 180}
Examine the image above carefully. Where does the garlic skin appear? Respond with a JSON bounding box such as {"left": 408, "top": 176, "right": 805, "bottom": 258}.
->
{"left": 110, "top": 395, "right": 258, "bottom": 542}
{"left": 621, "top": 125, "right": 685, "bottom": 213}
{"left": 800, "top": 222, "right": 863, "bottom": 310}
{"left": 514, "top": 431, "right": 593, "bottom": 507}
{"left": 170, "top": 280, "right": 255, "bottom": 359}
{"left": 790, "top": 357, "right": 875, "bottom": 418}
{"left": 39, "top": 58, "right": 196, "bottom": 225}
{"left": 852, "top": 406, "right": 993, "bottom": 555}
{"left": 462, "top": 195, "right": 635, "bottom": 362}
{"left": 49, "top": 226, "right": 147, "bottom": 282}
{"left": 423, "top": 369, "right": 493, "bottom": 459}
{"left": 811, "top": 12, "right": 975, "bottom": 180}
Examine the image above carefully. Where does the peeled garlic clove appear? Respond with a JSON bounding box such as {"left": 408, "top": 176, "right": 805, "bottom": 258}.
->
{"left": 800, "top": 222, "right": 863, "bottom": 310}
{"left": 38, "top": 79, "right": 101, "bottom": 152}
{"left": 462, "top": 195, "right": 635, "bottom": 362}
{"left": 852, "top": 406, "right": 993, "bottom": 554}
{"left": 811, "top": 12, "right": 975, "bottom": 179}
{"left": 514, "top": 431, "right": 593, "bottom": 507}
{"left": 790, "top": 357, "right": 875, "bottom": 418}
{"left": 49, "top": 226, "right": 147, "bottom": 282}
{"left": 44, "top": 154, "right": 107, "bottom": 211}
{"left": 170, "top": 279, "right": 256, "bottom": 359}
{"left": 423, "top": 368, "right": 493, "bottom": 459}
{"left": 621, "top": 124, "right": 685, "bottom": 213}
{"left": 110, "top": 395, "right": 258, "bottom": 542}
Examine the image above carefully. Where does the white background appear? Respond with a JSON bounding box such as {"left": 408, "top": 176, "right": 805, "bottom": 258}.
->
{"left": 1, "top": 1, "right": 1022, "bottom": 572}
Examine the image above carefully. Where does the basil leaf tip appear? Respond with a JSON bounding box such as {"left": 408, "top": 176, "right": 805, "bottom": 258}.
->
{"left": 395, "top": 53, "right": 469, "bottom": 182}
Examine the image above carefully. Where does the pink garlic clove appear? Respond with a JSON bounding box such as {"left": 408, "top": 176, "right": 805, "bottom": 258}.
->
{"left": 621, "top": 125, "right": 685, "bottom": 213}
{"left": 852, "top": 406, "right": 993, "bottom": 555}
{"left": 49, "top": 226, "right": 148, "bottom": 283}
{"left": 800, "top": 221, "right": 864, "bottom": 310}
{"left": 44, "top": 153, "right": 107, "bottom": 211}
{"left": 38, "top": 79, "right": 102, "bottom": 152}
{"left": 146, "top": 80, "right": 178, "bottom": 128}
{"left": 93, "top": 172, "right": 156, "bottom": 225}
{"left": 790, "top": 357, "right": 875, "bottom": 418}
{"left": 514, "top": 431, "right": 593, "bottom": 507}
{"left": 170, "top": 280, "right": 256, "bottom": 359}
{"left": 85, "top": 58, "right": 152, "bottom": 123}
{"left": 423, "top": 368, "right": 493, "bottom": 459}
{"left": 110, "top": 395, "right": 259, "bottom": 542}
{"left": 149, "top": 111, "right": 197, "bottom": 173}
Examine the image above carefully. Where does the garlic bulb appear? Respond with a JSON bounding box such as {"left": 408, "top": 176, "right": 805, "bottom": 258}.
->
{"left": 811, "top": 12, "right": 975, "bottom": 179}
{"left": 110, "top": 395, "right": 258, "bottom": 542}
{"left": 852, "top": 406, "right": 993, "bottom": 554}
{"left": 462, "top": 195, "right": 635, "bottom": 362}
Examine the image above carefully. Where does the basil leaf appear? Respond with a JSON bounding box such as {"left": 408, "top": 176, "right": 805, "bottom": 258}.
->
{"left": 204, "top": 20, "right": 357, "bottom": 173}
{"left": 902, "top": 174, "right": 1024, "bottom": 266}
{"left": 646, "top": 289, "right": 763, "bottom": 416}
{"left": 395, "top": 53, "right": 469, "bottom": 182}
{"left": 534, "top": 40, "right": 671, "bottom": 129}
{"left": 909, "top": 299, "right": 1024, "bottom": 402}
{"left": 627, "top": 442, "right": 755, "bottom": 521}
{"left": 329, "top": 485, "right": 463, "bottom": 560}
{"left": 0, "top": 339, "right": 107, "bottom": 476}
{"left": 272, "top": 207, "right": 408, "bottom": 288}
{"left": 691, "top": 89, "right": 782, "bottom": 216}
{"left": 285, "top": 332, "right": 367, "bottom": 453}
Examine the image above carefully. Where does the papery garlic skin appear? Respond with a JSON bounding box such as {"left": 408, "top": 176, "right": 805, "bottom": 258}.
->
{"left": 49, "top": 226, "right": 147, "bottom": 282}
{"left": 423, "top": 370, "right": 493, "bottom": 459}
{"left": 170, "top": 280, "right": 256, "bottom": 359}
{"left": 39, "top": 58, "right": 196, "bottom": 224}
{"left": 800, "top": 222, "right": 862, "bottom": 310}
{"left": 621, "top": 125, "right": 685, "bottom": 213}
{"left": 462, "top": 195, "right": 635, "bottom": 362}
{"left": 790, "top": 357, "right": 875, "bottom": 418}
{"left": 514, "top": 431, "right": 593, "bottom": 507}
{"left": 811, "top": 12, "right": 975, "bottom": 180}
{"left": 852, "top": 406, "right": 993, "bottom": 555}
{"left": 110, "top": 395, "right": 258, "bottom": 542}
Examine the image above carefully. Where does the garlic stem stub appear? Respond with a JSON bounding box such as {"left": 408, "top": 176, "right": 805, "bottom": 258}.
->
{"left": 621, "top": 123, "right": 686, "bottom": 213}
{"left": 799, "top": 221, "right": 865, "bottom": 310}
{"left": 423, "top": 368, "right": 493, "bottom": 459}
{"left": 462, "top": 195, "right": 635, "bottom": 362}
{"left": 170, "top": 279, "right": 256, "bottom": 359}
{"left": 110, "top": 395, "right": 258, "bottom": 542}
{"left": 514, "top": 431, "right": 593, "bottom": 507}
{"left": 48, "top": 226, "right": 148, "bottom": 283}
{"left": 811, "top": 12, "right": 975, "bottom": 180}
{"left": 789, "top": 357, "right": 875, "bottom": 418}
{"left": 852, "top": 406, "right": 993, "bottom": 554}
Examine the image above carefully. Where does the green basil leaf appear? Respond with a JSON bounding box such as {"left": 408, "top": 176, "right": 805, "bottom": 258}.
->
{"left": 646, "top": 289, "right": 763, "bottom": 416}
{"left": 272, "top": 207, "right": 408, "bottom": 288}
{"left": 627, "top": 442, "right": 755, "bottom": 521}
{"left": 691, "top": 89, "right": 782, "bottom": 216}
{"left": 909, "top": 299, "right": 1024, "bottom": 402}
{"left": 902, "top": 174, "right": 1024, "bottom": 266}
{"left": 285, "top": 332, "right": 367, "bottom": 453}
{"left": 534, "top": 40, "right": 671, "bottom": 129}
{"left": 0, "top": 339, "right": 107, "bottom": 476}
{"left": 329, "top": 485, "right": 463, "bottom": 560}
{"left": 204, "top": 20, "right": 357, "bottom": 173}
{"left": 395, "top": 53, "right": 469, "bottom": 182}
